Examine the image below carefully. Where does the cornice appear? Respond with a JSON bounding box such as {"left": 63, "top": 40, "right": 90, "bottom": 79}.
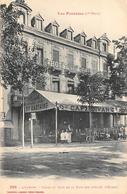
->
{"left": 24, "top": 26, "right": 107, "bottom": 58}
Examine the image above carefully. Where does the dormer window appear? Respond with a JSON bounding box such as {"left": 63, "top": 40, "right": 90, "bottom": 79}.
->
{"left": 74, "top": 32, "right": 87, "bottom": 45}
{"left": 52, "top": 25, "right": 58, "bottom": 36}
{"left": 68, "top": 31, "right": 72, "bottom": 40}
{"left": 60, "top": 26, "right": 74, "bottom": 40}
{"left": 93, "top": 40, "right": 97, "bottom": 49}
{"left": 36, "top": 19, "right": 42, "bottom": 31}
{"left": 98, "top": 33, "right": 110, "bottom": 53}
{"left": 81, "top": 36, "right": 85, "bottom": 45}
{"left": 102, "top": 43, "right": 107, "bottom": 52}
{"left": 19, "top": 13, "right": 25, "bottom": 24}
{"left": 31, "top": 14, "right": 44, "bottom": 31}
{"left": 14, "top": 0, "right": 32, "bottom": 26}
{"left": 45, "top": 20, "right": 59, "bottom": 36}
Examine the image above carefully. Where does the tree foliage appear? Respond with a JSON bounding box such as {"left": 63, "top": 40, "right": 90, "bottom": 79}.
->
{"left": 0, "top": 3, "right": 46, "bottom": 91}
{"left": 76, "top": 72, "right": 108, "bottom": 106}
{"left": 107, "top": 36, "right": 127, "bottom": 98}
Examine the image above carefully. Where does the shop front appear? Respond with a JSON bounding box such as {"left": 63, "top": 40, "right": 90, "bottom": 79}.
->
{"left": 24, "top": 90, "right": 127, "bottom": 144}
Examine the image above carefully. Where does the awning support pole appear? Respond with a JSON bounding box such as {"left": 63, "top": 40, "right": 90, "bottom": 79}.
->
{"left": 22, "top": 91, "right": 25, "bottom": 148}
{"left": 30, "top": 118, "right": 34, "bottom": 148}
{"left": 55, "top": 102, "right": 58, "bottom": 145}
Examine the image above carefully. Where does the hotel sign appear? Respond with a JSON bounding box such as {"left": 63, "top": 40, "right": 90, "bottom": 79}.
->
{"left": 58, "top": 104, "right": 127, "bottom": 114}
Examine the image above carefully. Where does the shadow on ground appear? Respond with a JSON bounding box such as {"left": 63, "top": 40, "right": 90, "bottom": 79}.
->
{"left": 1, "top": 142, "right": 127, "bottom": 179}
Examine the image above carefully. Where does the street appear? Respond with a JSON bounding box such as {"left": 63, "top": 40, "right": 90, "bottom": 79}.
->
{"left": 0, "top": 141, "right": 127, "bottom": 179}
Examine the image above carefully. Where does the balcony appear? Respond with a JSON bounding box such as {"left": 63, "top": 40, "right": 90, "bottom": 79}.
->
{"left": 64, "top": 65, "right": 78, "bottom": 78}
{"left": 79, "top": 67, "right": 91, "bottom": 74}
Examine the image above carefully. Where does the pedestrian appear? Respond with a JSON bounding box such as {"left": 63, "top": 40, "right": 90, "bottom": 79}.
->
{"left": 60, "top": 130, "right": 66, "bottom": 143}
{"left": 67, "top": 130, "right": 72, "bottom": 143}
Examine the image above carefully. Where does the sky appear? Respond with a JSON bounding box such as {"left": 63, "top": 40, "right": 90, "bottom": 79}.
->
{"left": 0, "top": 0, "right": 127, "bottom": 48}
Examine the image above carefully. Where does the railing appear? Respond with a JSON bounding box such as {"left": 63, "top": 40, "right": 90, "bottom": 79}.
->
{"left": 44, "top": 58, "right": 79, "bottom": 74}
{"left": 65, "top": 65, "right": 78, "bottom": 74}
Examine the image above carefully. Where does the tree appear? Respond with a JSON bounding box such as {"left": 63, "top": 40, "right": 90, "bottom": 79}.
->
{"left": 0, "top": 3, "right": 46, "bottom": 147}
{"left": 0, "top": 3, "right": 46, "bottom": 90}
{"left": 76, "top": 72, "right": 107, "bottom": 131}
{"left": 107, "top": 36, "right": 127, "bottom": 98}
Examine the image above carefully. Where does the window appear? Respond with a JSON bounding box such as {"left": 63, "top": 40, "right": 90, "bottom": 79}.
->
{"left": 52, "top": 81, "right": 60, "bottom": 92}
{"left": 81, "top": 57, "right": 86, "bottom": 69}
{"left": 67, "top": 54, "right": 74, "bottom": 67}
{"left": 19, "top": 14, "right": 25, "bottom": 24}
{"left": 103, "top": 63, "right": 108, "bottom": 72}
{"left": 103, "top": 63, "right": 108, "bottom": 76}
{"left": 102, "top": 43, "right": 107, "bottom": 52}
{"left": 93, "top": 40, "right": 97, "bottom": 49}
{"left": 81, "top": 36, "right": 85, "bottom": 45}
{"left": 52, "top": 26, "right": 58, "bottom": 35}
{"left": 37, "top": 48, "right": 43, "bottom": 65}
{"left": 92, "top": 60, "right": 98, "bottom": 74}
{"left": 68, "top": 31, "right": 72, "bottom": 40}
{"left": 53, "top": 50, "right": 59, "bottom": 62}
{"left": 67, "top": 83, "right": 74, "bottom": 94}
{"left": 36, "top": 19, "right": 42, "bottom": 31}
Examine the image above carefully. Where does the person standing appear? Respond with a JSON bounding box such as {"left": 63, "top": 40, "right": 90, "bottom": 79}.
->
{"left": 60, "top": 130, "right": 66, "bottom": 143}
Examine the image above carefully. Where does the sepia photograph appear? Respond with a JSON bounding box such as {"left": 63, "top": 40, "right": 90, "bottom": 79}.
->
{"left": 0, "top": 0, "right": 127, "bottom": 193}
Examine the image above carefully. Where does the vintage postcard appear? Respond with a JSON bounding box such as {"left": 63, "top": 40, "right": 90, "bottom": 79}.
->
{"left": 0, "top": 0, "right": 127, "bottom": 194}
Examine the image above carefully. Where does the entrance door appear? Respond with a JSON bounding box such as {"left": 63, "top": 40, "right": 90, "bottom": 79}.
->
{"left": 4, "top": 128, "right": 11, "bottom": 144}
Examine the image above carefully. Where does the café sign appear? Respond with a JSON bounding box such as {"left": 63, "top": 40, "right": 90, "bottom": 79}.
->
{"left": 58, "top": 104, "right": 127, "bottom": 113}
{"left": 25, "top": 102, "right": 53, "bottom": 113}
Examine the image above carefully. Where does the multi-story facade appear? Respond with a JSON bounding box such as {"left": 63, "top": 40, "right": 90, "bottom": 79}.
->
{"left": 0, "top": 0, "right": 127, "bottom": 145}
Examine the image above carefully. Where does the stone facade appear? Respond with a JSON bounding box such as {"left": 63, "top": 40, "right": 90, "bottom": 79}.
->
{"left": 0, "top": 0, "right": 127, "bottom": 145}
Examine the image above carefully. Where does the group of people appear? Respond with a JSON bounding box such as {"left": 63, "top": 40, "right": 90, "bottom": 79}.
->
{"left": 60, "top": 129, "right": 72, "bottom": 143}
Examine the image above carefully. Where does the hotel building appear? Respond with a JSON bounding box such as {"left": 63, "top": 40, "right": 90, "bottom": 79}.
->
{"left": 0, "top": 0, "right": 127, "bottom": 145}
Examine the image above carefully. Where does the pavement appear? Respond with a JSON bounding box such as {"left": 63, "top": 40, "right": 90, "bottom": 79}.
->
{"left": 0, "top": 140, "right": 127, "bottom": 153}
{"left": 0, "top": 141, "right": 127, "bottom": 194}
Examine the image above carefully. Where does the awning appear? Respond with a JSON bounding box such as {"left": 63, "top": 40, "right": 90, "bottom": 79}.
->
{"left": 25, "top": 90, "right": 127, "bottom": 114}
{"left": 0, "top": 120, "right": 14, "bottom": 129}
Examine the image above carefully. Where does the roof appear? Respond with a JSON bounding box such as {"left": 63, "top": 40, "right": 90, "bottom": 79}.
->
{"left": 36, "top": 90, "right": 110, "bottom": 107}
{"left": 25, "top": 90, "right": 127, "bottom": 114}
{"left": 37, "top": 90, "right": 80, "bottom": 105}
{"left": 34, "top": 14, "right": 44, "bottom": 21}
{"left": 98, "top": 33, "right": 111, "bottom": 43}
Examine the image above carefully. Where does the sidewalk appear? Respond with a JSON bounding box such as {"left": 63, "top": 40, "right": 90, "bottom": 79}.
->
{"left": 0, "top": 140, "right": 126, "bottom": 153}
